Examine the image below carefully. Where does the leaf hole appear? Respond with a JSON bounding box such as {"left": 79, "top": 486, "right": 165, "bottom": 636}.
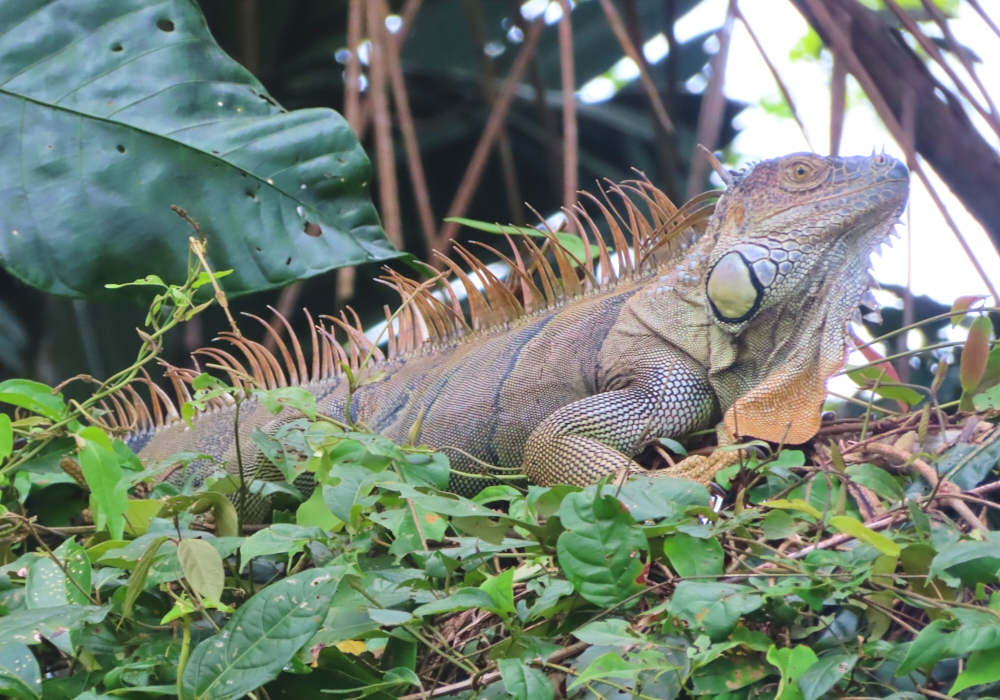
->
{"left": 246, "top": 189, "right": 255, "bottom": 199}
{"left": 337, "top": 158, "right": 346, "bottom": 164}
{"left": 304, "top": 222, "right": 322, "bottom": 237}
{"left": 256, "top": 247, "right": 262, "bottom": 252}
{"left": 157, "top": 19, "right": 175, "bottom": 32}
{"left": 286, "top": 257, "right": 292, "bottom": 265}
{"left": 116, "top": 145, "right": 125, "bottom": 153}
{"left": 111, "top": 43, "right": 123, "bottom": 52}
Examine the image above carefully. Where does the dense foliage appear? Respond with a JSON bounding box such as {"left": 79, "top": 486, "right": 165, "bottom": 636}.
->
{"left": 0, "top": 267, "right": 998, "bottom": 700}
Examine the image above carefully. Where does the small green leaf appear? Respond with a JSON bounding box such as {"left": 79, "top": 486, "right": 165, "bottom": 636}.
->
{"left": 78, "top": 438, "right": 127, "bottom": 540}
{"left": 798, "top": 654, "right": 857, "bottom": 700}
{"left": 412, "top": 589, "right": 497, "bottom": 616}
{"left": 240, "top": 524, "right": 324, "bottom": 562}
{"left": 845, "top": 463, "right": 905, "bottom": 502}
{"left": 762, "top": 510, "right": 797, "bottom": 540}
{"left": 949, "top": 646, "right": 1000, "bottom": 696}
{"left": 120, "top": 536, "right": 170, "bottom": 623}
{"left": 0, "top": 380, "right": 66, "bottom": 422}
{"left": 669, "top": 582, "right": 762, "bottom": 641}
{"left": 178, "top": 539, "right": 225, "bottom": 605}
{"left": 0, "top": 414, "right": 12, "bottom": 462}
{"left": 0, "top": 643, "right": 41, "bottom": 700}
{"left": 480, "top": 568, "right": 516, "bottom": 616}
{"left": 896, "top": 619, "right": 956, "bottom": 676}
{"left": 556, "top": 490, "right": 647, "bottom": 607}
{"left": 443, "top": 217, "right": 596, "bottom": 262}
{"left": 499, "top": 659, "right": 554, "bottom": 700}
{"left": 573, "top": 619, "right": 647, "bottom": 646}
{"left": 661, "top": 532, "right": 724, "bottom": 577}
{"left": 766, "top": 644, "right": 818, "bottom": 700}
{"left": 181, "top": 569, "right": 339, "bottom": 700}
{"left": 763, "top": 499, "right": 823, "bottom": 520}
{"left": 828, "top": 516, "right": 900, "bottom": 556}
{"left": 656, "top": 437, "right": 688, "bottom": 455}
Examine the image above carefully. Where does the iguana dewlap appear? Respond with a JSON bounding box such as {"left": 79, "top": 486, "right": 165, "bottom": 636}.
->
{"left": 122, "top": 152, "right": 909, "bottom": 519}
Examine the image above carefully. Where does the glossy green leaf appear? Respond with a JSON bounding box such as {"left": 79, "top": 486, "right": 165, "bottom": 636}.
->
{"left": 556, "top": 490, "right": 648, "bottom": 607}
{"left": 0, "top": 380, "right": 66, "bottom": 422}
{"left": 660, "top": 532, "right": 724, "bottom": 577}
{"left": 499, "top": 658, "right": 554, "bottom": 700}
{"left": 767, "top": 644, "right": 818, "bottom": 700}
{"left": 412, "top": 588, "right": 497, "bottom": 616}
{"left": 845, "top": 463, "right": 905, "bottom": 502}
{"left": 0, "top": 0, "right": 396, "bottom": 302}
{"left": 0, "top": 605, "right": 109, "bottom": 647}
{"left": 0, "top": 643, "right": 41, "bottom": 700}
{"left": 178, "top": 538, "right": 225, "bottom": 604}
{"left": 120, "top": 536, "right": 170, "bottom": 622}
{"left": 78, "top": 439, "right": 127, "bottom": 541}
{"left": 828, "top": 516, "right": 900, "bottom": 557}
{"left": 479, "top": 568, "right": 516, "bottom": 616}
{"left": 0, "top": 414, "right": 12, "bottom": 462}
{"left": 798, "top": 654, "right": 857, "bottom": 700}
{"left": 668, "top": 582, "right": 762, "bottom": 641}
{"left": 949, "top": 646, "right": 1000, "bottom": 696}
{"left": 239, "top": 524, "right": 324, "bottom": 561}
{"left": 572, "top": 618, "right": 647, "bottom": 647}
{"left": 181, "top": 568, "right": 339, "bottom": 700}
{"left": 568, "top": 650, "right": 677, "bottom": 691}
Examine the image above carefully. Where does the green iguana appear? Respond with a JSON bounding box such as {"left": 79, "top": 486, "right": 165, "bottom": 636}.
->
{"left": 118, "top": 152, "right": 909, "bottom": 519}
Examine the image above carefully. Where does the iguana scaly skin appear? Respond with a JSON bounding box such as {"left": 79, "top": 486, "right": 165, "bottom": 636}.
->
{"left": 123, "top": 152, "right": 908, "bottom": 519}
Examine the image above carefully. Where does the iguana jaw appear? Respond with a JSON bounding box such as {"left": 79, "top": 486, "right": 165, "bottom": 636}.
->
{"left": 704, "top": 152, "right": 909, "bottom": 445}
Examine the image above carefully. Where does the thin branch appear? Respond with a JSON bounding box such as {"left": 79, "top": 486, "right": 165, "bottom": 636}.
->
{"left": 367, "top": 0, "right": 403, "bottom": 248}
{"left": 734, "top": 3, "right": 813, "bottom": 151}
{"left": 436, "top": 18, "right": 544, "bottom": 253}
{"left": 558, "top": 0, "right": 578, "bottom": 228}
{"left": 883, "top": 0, "right": 1000, "bottom": 138}
{"left": 687, "top": 1, "right": 736, "bottom": 199}
{"left": 380, "top": 0, "right": 436, "bottom": 250}
{"left": 344, "top": 0, "right": 364, "bottom": 132}
{"left": 598, "top": 0, "right": 676, "bottom": 138}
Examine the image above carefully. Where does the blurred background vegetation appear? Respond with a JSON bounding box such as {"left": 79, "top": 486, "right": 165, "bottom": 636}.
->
{"left": 1, "top": 0, "right": 998, "bottom": 415}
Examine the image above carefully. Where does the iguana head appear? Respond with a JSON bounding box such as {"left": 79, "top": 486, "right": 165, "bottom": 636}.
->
{"left": 703, "top": 152, "right": 909, "bottom": 444}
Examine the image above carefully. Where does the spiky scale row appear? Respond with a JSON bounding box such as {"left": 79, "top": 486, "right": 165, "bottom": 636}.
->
{"left": 99, "top": 175, "right": 715, "bottom": 439}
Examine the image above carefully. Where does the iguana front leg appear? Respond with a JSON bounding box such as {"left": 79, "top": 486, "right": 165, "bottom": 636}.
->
{"left": 522, "top": 362, "right": 716, "bottom": 487}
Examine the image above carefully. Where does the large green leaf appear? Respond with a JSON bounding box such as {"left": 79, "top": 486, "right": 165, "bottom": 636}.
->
{"left": 181, "top": 568, "right": 340, "bottom": 700}
{"left": 0, "top": 643, "right": 41, "bottom": 700}
{"left": 0, "top": 0, "right": 396, "bottom": 302}
{"left": 555, "top": 489, "right": 648, "bottom": 607}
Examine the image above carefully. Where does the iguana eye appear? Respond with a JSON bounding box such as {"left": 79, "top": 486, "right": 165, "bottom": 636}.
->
{"left": 706, "top": 252, "right": 762, "bottom": 323}
{"left": 790, "top": 162, "right": 812, "bottom": 180}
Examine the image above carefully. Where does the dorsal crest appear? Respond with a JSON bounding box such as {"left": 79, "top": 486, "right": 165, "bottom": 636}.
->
{"left": 97, "top": 176, "right": 717, "bottom": 436}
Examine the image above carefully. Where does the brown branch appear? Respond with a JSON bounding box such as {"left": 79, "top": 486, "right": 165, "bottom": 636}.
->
{"left": 598, "top": 0, "right": 676, "bottom": 138}
{"left": 558, "top": 0, "right": 578, "bottom": 228}
{"left": 367, "top": 0, "right": 403, "bottom": 249}
{"left": 344, "top": 0, "right": 364, "bottom": 132}
{"left": 687, "top": 1, "right": 736, "bottom": 199}
{"left": 380, "top": 0, "right": 436, "bottom": 250}
{"left": 863, "top": 442, "right": 986, "bottom": 531}
{"left": 883, "top": 0, "right": 1000, "bottom": 138}
{"left": 734, "top": 3, "right": 814, "bottom": 152}
{"left": 435, "top": 18, "right": 544, "bottom": 253}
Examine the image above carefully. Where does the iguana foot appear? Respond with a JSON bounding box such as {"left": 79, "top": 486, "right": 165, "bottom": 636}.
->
{"left": 659, "top": 449, "right": 748, "bottom": 486}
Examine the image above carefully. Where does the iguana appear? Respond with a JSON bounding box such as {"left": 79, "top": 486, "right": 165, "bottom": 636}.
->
{"left": 116, "top": 152, "right": 908, "bottom": 520}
